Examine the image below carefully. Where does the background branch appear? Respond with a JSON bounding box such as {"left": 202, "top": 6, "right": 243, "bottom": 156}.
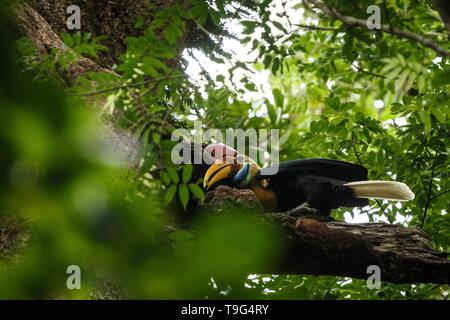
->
{"left": 307, "top": 0, "right": 450, "bottom": 57}
{"left": 421, "top": 153, "right": 439, "bottom": 228}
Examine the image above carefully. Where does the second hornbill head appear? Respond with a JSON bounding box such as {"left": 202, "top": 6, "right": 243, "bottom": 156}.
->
{"left": 203, "top": 155, "right": 261, "bottom": 191}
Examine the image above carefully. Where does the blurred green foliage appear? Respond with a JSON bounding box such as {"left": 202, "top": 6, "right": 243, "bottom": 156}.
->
{"left": 1, "top": 0, "right": 449, "bottom": 299}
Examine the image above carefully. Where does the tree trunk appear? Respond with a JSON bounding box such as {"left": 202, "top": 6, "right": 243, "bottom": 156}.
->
{"left": 22, "top": 0, "right": 174, "bottom": 67}
{"left": 203, "top": 186, "right": 450, "bottom": 285}
{"left": 14, "top": 0, "right": 191, "bottom": 81}
{"left": 15, "top": 2, "right": 112, "bottom": 81}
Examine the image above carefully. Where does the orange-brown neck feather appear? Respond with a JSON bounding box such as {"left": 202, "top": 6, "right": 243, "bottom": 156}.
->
{"left": 250, "top": 180, "right": 278, "bottom": 211}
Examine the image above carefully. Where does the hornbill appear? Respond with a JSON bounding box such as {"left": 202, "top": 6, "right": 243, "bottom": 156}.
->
{"left": 202, "top": 152, "right": 415, "bottom": 216}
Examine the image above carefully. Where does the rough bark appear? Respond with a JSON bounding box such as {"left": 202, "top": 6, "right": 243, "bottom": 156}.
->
{"left": 25, "top": 0, "right": 159, "bottom": 68}
{"left": 15, "top": 3, "right": 112, "bottom": 82}
{"left": 14, "top": 0, "right": 191, "bottom": 82}
{"left": 0, "top": 215, "right": 29, "bottom": 263}
{"left": 202, "top": 186, "right": 450, "bottom": 285}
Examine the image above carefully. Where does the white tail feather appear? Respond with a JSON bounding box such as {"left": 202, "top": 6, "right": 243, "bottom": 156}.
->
{"left": 344, "top": 181, "right": 415, "bottom": 201}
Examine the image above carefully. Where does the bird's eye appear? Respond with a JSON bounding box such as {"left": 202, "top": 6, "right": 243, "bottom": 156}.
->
{"left": 236, "top": 154, "right": 245, "bottom": 164}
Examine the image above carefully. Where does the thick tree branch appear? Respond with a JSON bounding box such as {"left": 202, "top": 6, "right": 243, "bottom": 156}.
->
{"left": 307, "top": 0, "right": 450, "bottom": 57}
{"left": 202, "top": 186, "right": 450, "bottom": 285}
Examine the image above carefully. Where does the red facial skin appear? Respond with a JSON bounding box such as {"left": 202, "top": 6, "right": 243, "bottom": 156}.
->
{"left": 203, "top": 143, "right": 238, "bottom": 163}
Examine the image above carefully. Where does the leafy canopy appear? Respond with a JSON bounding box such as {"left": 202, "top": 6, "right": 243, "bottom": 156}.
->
{"left": 4, "top": 0, "right": 450, "bottom": 299}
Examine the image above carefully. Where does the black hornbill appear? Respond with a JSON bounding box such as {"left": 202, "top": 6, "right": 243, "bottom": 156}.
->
{"left": 202, "top": 148, "right": 414, "bottom": 216}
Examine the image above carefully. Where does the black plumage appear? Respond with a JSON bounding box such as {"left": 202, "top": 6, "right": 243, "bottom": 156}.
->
{"left": 256, "top": 159, "right": 369, "bottom": 215}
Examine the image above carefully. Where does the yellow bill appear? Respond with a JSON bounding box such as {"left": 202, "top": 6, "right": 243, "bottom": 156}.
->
{"left": 203, "top": 159, "right": 235, "bottom": 190}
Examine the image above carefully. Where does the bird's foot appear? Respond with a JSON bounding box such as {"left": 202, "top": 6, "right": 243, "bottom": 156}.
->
{"left": 286, "top": 202, "right": 319, "bottom": 217}
{"left": 285, "top": 203, "right": 335, "bottom": 222}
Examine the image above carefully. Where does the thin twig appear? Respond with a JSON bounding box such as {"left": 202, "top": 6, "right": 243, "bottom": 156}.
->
{"left": 354, "top": 65, "right": 386, "bottom": 79}
{"left": 190, "top": 15, "right": 215, "bottom": 39}
{"left": 421, "top": 153, "right": 439, "bottom": 228}
{"left": 425, "top": 283, "right": 442, "bottom": 295}
{"left": 68, "top": 75, "right": 186, "bottom": 96}
{"left": 187, "top": 49, "right": 212, "bottom": 82}
{"left": 431, "top": 189, "right": 450, "bottom": 201}
{"left": 293, "top": 24, "right": 338, "bottom": 31}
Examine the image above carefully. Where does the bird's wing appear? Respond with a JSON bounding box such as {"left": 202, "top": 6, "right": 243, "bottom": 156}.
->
{"left": 256, "top": 158, "right": 368, "bottom": 182}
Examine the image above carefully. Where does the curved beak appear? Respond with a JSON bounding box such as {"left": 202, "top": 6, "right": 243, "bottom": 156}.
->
{"left": 203, "top": 160, "right": 235, "bottom": 191}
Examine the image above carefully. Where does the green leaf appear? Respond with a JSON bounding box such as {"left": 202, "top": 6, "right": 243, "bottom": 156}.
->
{"left": 152, "top": 132, "right": 161, "bottom": 144}
{"left": 164, "top": 27, "right": 177, "bottom": 45}
{"left": 266, "top": 100, "right": 277, "bottom": 125}
{"left": 142, "top": 56, "right": 168, "bottom": 72}
{"left": 263, "top": 55, "right": 272, "bottom": 69}
{"left": 182, "top": 164, "right": 193, "bottom": 183}
{"left": 168, "top": 230, "right": 194, "bottom": 241}
{"left": 272, "top": 88, "right": 284, "bottom": 109}
{"left": 244, "top": 82, "right": 257, "bottom": 91}
{"left": 191, "top": 3, "right": 209, "bottom": 24}
{"left": 165, "top": 184, "right": 177, "bottom": 205}
{"left": 241, "top": 20, "right": 257, "bottom": 29}
{"left": 418, "top": 74, "right": 426, "bottom": 92}
{"left": 325, "top": 97, "right": 341, "bottom": 110}
{"left": 141, "top": 65, "right": 160, "bottom": 78}
{"left": 342, "top": 34, "right": 354, "bottom": 62}
{"left": 395, "top": 69, "right": 409, "bottom": 91}
{"left": 340, "top": 102, "right": 356, "bottom": 111}
{"left": 178, "top": 184, "right": 189, "bottom": 210}
{"left": 381, "top": 58, "right": 397, "bottom": 74}
{"left": 310, "top": 121, "right": 318, "bottom": 133}
{"left": 209, "top": 9, "right": 221, "bottom": 25}
{"left": 189, "top": 183, "right": 205, "bottom": 200}
{"left": 167, "top": 168, "right": 180, "bottom": 184}
{"left": 161, "top": 172, "right": 171, "bottom": 185}
{"left": 432, "top": 69, "right": 450, "bottom": 88}
{"left": 420, "top": 110, "right": 432, "bottom": 135}
{"left": 61, "top": 33, "right": 73, "bottom": 47}
{"left": 134, "top": 16, "right": 145, "bottom": 29}
{"left": 272, "top": 21, "right": 288, "bottom": 34}
{"left": 215, "top": 0, "right": 225, "bottom": 13}
{"left": 430, "top": 105, "right": 446, "bottom": 123}
{"left": 139, "top": 152, "right": 157, "bottom": 174}
{"left": 404, "top": 72, "right": 416, "bottom": 93}
{"left": 271, "top": 57, "right": 280, "bottom": 74}
{"left": 385, "top": 67, "right": 402, "bottom": 84}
